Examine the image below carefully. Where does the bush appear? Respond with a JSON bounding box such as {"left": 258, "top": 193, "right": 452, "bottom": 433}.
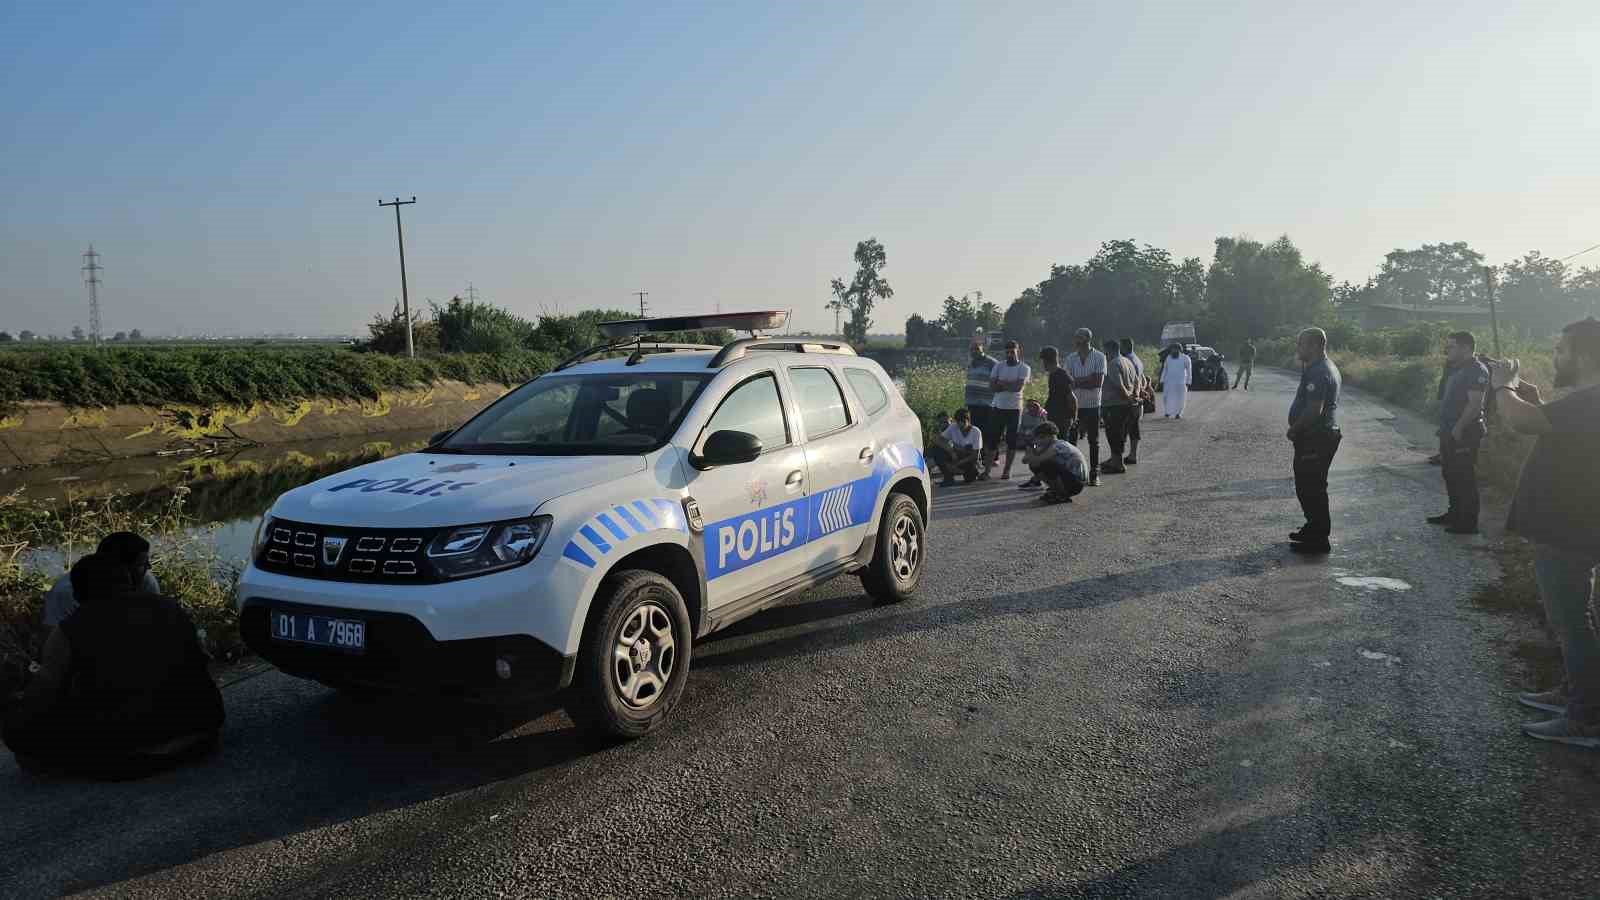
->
{"left": 0, "top": 346, "right": 554, "bottom": 410}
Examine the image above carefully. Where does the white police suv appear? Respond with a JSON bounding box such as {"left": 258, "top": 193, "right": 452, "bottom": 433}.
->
{"left": 238, "top": 312, "right": 930, "bottom": 738}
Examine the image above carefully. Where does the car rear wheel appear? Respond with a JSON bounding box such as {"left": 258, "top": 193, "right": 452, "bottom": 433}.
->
{"left": 565, "top": 569, "right": 692, "bottom": 740}
{"left": 860, "top": 493, "right": 925, "bottom": 605}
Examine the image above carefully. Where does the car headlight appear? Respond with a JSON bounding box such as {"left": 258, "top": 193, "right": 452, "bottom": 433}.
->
{"left": 252, "top": 515, "right": 273, "bottom": 559}
{"left": 427, "top": 516, "right": 553, "bottom": 579}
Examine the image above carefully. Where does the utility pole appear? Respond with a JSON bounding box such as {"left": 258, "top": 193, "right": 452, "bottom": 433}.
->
{"left": 378, "top": 197, "right": 417, "bottom": 357}
{"left": 82, "top": 245, "right": 103, "bottom": 346}
{"left": 464, "top": 282, "right": 480, "bottom": 304}
{"left": 1483, "top": 266, "right": 1501, "bottom": 357}
{"left": 634, "top": 291, "right": 649, "bottom": 318}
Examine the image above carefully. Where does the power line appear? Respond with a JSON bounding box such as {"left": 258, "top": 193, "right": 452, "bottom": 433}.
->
{"left": 1557, "top": 242, "right": 1600, "bottom": 263}
{"left": 464, "top": 282, "right": 480, "bottom": 303}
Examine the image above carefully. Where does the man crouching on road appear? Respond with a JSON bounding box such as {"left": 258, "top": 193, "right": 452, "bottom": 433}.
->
{"left": 1287, "top": 327, "right": 1342, "bottom": 554}
{"left": 1021, "top": 422, "right": 1087, "bottom": 504}
{"left": 1489, "top": 317, "right": 1600, "bottom": 749}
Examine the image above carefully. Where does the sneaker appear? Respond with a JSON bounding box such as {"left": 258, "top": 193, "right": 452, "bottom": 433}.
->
{"left": 1288, "top": 528, "right": 1313, "bottom": 542}
{"left": 1124, "top": 455, "right": 1138, "bottom": 465}
{"left": 1522, "top": 716, "right": 1600, "bottom": 749}
{"left": 1426, "top": 512, "right": 1455, "bottom": 525}
{"left": 1018, "top": 479, "right": 1044, "bottom": 491}
{"left": 977, "top": 470, "right": 990, "bottom": 481}
{"left": 1088, "top": 473, "right": 1102, "bottom": 487}
{"left": 939, "top": 477, "right": 957, "bottom": 488}
{"left": 1518, "top": 688, "right": 1568, "bottom": 715}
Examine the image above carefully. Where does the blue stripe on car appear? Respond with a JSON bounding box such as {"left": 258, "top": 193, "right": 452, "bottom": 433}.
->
{"left": 597, "top": 512, "right": 629, "bottom": 542}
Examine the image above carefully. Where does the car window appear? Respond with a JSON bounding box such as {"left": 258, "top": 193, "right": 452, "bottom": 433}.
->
{"left": 789, "top": 367, "right": 851, "bottom": 436}
{"left": 843, "top": 368, "right": 890, "bottom": 418}
{"left": 436, "top": 373, "right": 710, "bottom": 455}
{"left": 702, "top": 373, "right": 790, "bottom": 451}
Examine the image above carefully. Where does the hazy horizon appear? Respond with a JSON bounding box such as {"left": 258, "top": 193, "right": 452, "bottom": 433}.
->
{"left": 3, "top": 1, "right": 1595, "bottom": 337}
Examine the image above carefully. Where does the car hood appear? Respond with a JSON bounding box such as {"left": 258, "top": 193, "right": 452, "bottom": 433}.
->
{"left": 268, "top": 452, "right": 648, "bottom": 528}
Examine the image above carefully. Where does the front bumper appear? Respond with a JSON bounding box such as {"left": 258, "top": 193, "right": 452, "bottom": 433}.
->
{"left": 240, "top": 598, "right": 575, "bottom": 701}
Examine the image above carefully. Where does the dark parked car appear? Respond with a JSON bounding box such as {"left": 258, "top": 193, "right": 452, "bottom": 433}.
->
{"left": 1155, "top": 344, "right": 1230, "bottom": 391}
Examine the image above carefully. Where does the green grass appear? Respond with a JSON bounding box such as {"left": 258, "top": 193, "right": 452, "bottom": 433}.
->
{"left": 0, "top": 345, "right": 555, "bottom": 411}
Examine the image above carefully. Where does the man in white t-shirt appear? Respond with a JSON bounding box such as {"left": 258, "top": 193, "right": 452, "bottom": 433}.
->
{"left": 988, "top": 339, "right": 1032, "bottom": 480}
{"left": 929, "top": 407, "right": 983, "bottom": 486}
{"left": 1066, "top": 328, "right": 1107, "bottom": 486}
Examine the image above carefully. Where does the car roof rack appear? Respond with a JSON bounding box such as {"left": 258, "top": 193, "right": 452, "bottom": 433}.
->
{"left": 553, "top": 342, "right": 720, "bottom": 372}
{"left": 708, "top": 339, "right": 857, "bottom": 368}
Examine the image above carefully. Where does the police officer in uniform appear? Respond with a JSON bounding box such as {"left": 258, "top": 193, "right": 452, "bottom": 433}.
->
{"left": 1427, "top": 331, "right": 1490, "bottom": 534}
{"left": 1287, "top": 328, "right": 1342, "bottom": 554}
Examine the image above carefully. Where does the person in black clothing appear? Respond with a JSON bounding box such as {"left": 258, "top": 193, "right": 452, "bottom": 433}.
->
{"left": 1427, "top": 331, "right": 1489, "bottom": 533}
{"left": 1287, "top": 328, "right": 1342, "bottom": 554}
{"left": 1038, "top": 345, "right": 1077, "bottom": 437}
{"left": 3, "top": 553, "right": 224, "bottom": 779}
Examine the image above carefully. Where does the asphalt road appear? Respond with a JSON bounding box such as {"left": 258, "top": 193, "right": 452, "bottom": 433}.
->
{"left": 5, "top": 369, "right": 1599, "bottom": 899}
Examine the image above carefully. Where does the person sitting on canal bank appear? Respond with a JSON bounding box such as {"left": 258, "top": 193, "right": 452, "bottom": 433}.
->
{"left": 926, "top": 411, "right": 959, "bottom": 483}
{"left": 4, "top": 553, "right": 224, "bottom": 779}
{"left": 930, "top": 408, "right": 984, "bottom": 487}
{"left": 1487, "top": 317, "right": 1600, "bottom": 749}
{"left": 1021, "top": 422, "right": 1087, "bottom": 504}
{"left": 42, "top": 531, "right": 160, "bottom": 627}
{"left": 1017, "top": 399, "right": 1050, "bottom": 490}
{"left": 1427, "top": 331, "right": 1489, "bottom": 535}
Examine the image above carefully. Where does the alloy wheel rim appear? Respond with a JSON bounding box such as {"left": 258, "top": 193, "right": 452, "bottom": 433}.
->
{"left": 889, "top": 512, "right": 921, "bottom": 583}
{"left": 612, "top": 601, "right": 676, "bottom": 709}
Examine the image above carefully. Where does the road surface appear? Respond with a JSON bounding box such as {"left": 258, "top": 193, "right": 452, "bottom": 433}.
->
{"left": 5, "top": 369, "right": 1599, "bottom": 898}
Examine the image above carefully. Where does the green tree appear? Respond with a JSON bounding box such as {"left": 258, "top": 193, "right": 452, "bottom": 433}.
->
{"left": 904, "top": 313, "right": 931, "bottom": 348}
{"left": 830, "top": 238, "right": 892, "bottom": 346}
{"left": 976, "top": 300, "right": 1003, "bottom": 332}
{"left": 1497, "top": 251, "right": 1572, "bottom": 337}
{"left": 1568, "top": 267, "right": 1600, "bottom": 321}
{"left": 0, "top": 332, "right": 13, "bottom": 343}
{"left": 129, "top": 328, "right": 143, "bottom": 341}
{"left": 1375, "top": 241, "right": 1486, "bottom": 307}
{"left": 366, "top": 301, "right": 442, "bottom": 355}
{"left": 111, "top": 331, "right": 127, "bottom": 341}
{"left": 1204, "top": 235, "right": 1332, "bottom": 340}
{"left": 17, "top": 330, "right": 34, "bottom": 342}
{"left": 938, "top": 293, "right": 980, "bottom": 339}
{"left": 71, "top": 325, "right": 85, "bottom": 342}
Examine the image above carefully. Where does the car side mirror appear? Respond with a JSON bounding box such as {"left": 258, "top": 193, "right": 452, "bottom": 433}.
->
{"left": 692, "top": 430, "right": 763, "bottom": 469}
{"left": 429, "top": 428, "right": 455, "bottom": 446}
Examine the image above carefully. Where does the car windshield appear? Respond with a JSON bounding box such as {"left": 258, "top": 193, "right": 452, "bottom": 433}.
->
{"left": 429, "top": 372, "right": 712, "bottom": 455}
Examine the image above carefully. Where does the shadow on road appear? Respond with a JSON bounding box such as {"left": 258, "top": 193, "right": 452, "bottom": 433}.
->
{"left": 2, "top": 689, "right": 596, "bottom": 896}
{"left": 697, "top": 546, "right": 1285, "bottom": 672}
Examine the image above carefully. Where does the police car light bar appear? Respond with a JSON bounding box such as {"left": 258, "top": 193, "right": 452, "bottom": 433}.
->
{"left": 597, "top": 310, "right": 790, "bottom": 340}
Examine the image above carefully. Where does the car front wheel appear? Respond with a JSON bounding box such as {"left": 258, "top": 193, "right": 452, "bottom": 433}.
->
{"left": 860, "top": 493, "right": 925, "bottom": 605}
{"left": 565, "top": 569, "right": 693, "bottom": 740}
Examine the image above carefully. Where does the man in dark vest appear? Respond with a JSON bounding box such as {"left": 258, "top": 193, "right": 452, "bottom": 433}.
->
{"left": 4, "top": 553, "right": 224, "bottom": 778}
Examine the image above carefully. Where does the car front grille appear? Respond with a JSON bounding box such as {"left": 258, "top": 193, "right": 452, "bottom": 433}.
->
{"left": 257, "top": 518, "right": 438, "bottom": 583}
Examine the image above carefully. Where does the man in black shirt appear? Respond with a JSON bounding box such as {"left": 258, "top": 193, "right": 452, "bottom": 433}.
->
{"left": 1287, "top": 328, "right": 1342, "bottom": 554}
{"left": 1428, "top": 332, "right": 1490, "bottom": 534}
{"left": 1039, "top": 345, "right": 1077, "bottom": 440}
{"left": 1491, "top": 317, "right": 1600, "bottom": 749}
{"left": 4, "top": 553, "right": 224, "bottom": 778}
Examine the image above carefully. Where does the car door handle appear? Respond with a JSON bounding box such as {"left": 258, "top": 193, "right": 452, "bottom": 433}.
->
{"left": 858, "top": 446, "right": 875, "bottom": 464}
{"left": 785, "top": 470, "right": 805, "bottom": 490}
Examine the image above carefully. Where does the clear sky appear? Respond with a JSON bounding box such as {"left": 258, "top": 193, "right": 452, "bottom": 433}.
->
{"left": 3, "top": 1, "right": 1595, "bottom": 337}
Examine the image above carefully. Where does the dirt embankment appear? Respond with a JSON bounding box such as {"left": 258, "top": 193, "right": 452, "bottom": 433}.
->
{"left": 0, "top": 381, "right": 509, "bottom": 468}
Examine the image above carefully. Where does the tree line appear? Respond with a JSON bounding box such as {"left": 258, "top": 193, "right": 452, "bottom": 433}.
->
{"left": 870, "top": 235, "right": 1600, "bottom": 350}
{"left": 362, "top": 296, "right": 732, "bottom": 358}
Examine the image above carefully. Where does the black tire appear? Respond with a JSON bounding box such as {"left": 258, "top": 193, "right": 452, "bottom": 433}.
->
{"left": 565, "top": 569, "right": 693, "bottom": 740}
{"left": 860, "top": 492, "right": 926, "bottom": 605}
